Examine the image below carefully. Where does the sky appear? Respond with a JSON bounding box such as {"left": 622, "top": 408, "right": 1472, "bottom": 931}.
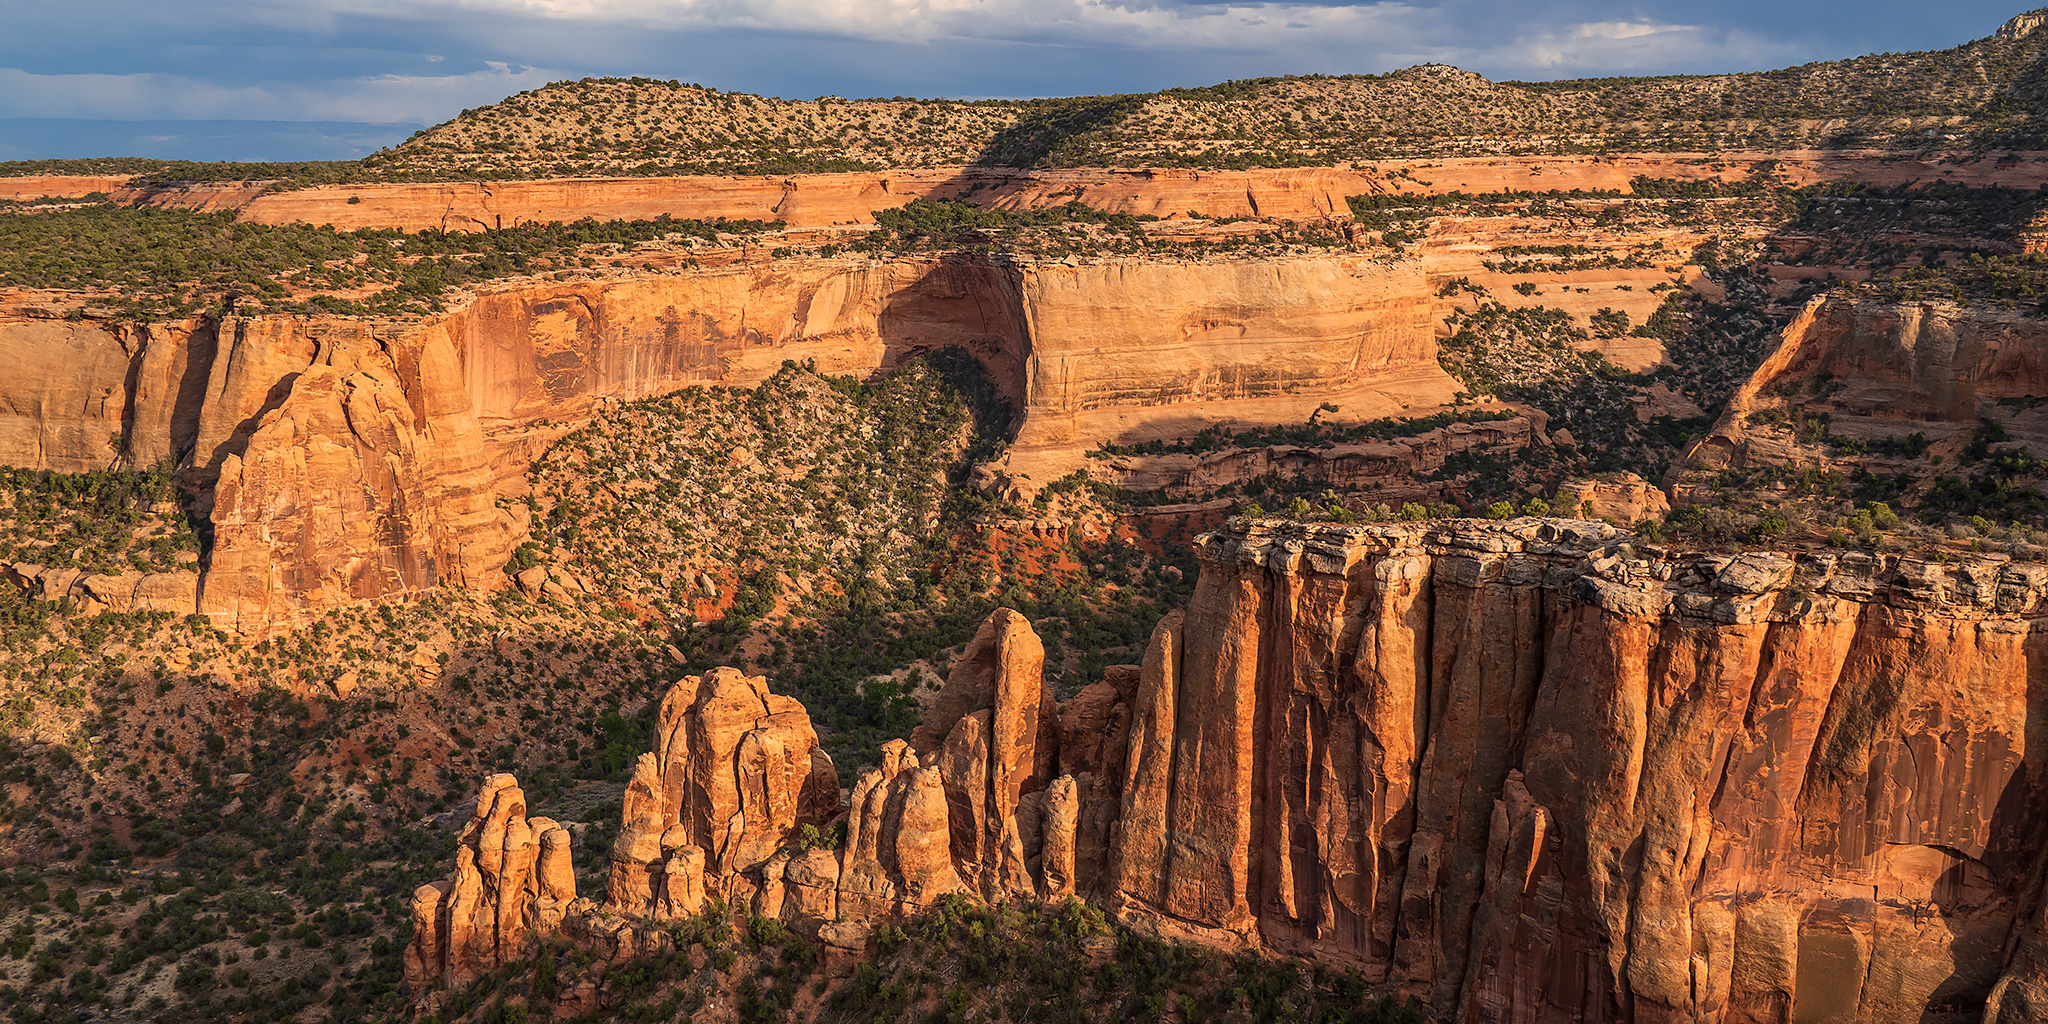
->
{"left": 0, "top": 0, "right": 2035, "bottom": 160}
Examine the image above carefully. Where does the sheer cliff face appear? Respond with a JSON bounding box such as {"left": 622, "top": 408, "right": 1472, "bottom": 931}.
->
{"left": 0, "top": 253, "right": 1449, "bottom": 630}
{"left": 1007, "top": 256, "right": 1452, "bottom": 477}
{"left": 407, "top": 521, "right": 2048, "bottom": 1024}
{"left": 198, "top": 323, "right": 512, "bottom": 632}
{"left": 1120, "top": 521, "right": 2048, "bottom": 1024}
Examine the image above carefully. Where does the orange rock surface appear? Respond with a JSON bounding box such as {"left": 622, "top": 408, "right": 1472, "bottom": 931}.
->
{"left": 404, "top": 774, "right": 576, "bottom": 995}
{"left": 1102, "top": 519, "right": 2048, "bottom": 1023}
{"left": 1554, "top": 472, "right": 1672, "bottom": 524}
{"left": 405, "top": 524, "right": 2048, "bottom": 1022}
{"left": 605, "top": 667, "right": 838, "bottom": 918}
{"left": 196, "top": 325, "right": 515, "bottom": 632}
{"left": 1673, "top": 294, "right": 2048, "bottom": 500}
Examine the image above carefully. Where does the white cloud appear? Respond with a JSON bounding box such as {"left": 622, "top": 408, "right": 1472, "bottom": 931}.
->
{"left": 1478, "top": 20, "right": 1802, "bottom": 75}
{"left": 0, "top": 62, "right": 562, "bottom": 123}
{"left": 323, "top": 0, "right": 1425, "bottom": 52}
{"left": 1576, "top": 22, "right": 1670, "bottom": 41}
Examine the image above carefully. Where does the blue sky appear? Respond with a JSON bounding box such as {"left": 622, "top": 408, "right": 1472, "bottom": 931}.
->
{"left": 0, "top": 1, "right": 2034, "bottom": 159}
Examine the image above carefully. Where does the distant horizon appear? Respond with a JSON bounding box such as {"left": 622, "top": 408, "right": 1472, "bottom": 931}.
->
{"left": 0, "top": 117, "right": 423, "bottom": 163}
{"left": 1, "top": 1, "right": 2040, "bottom": 161}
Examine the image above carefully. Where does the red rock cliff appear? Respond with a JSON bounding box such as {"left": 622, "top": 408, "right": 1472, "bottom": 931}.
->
{"left": 1674, "top": 294, "right": 2048, "bottom": 499}
{"left": 0, "top": 249, "right": 1454, "bottom": 630}
{"left": 1107, "top": 519, "right": 2048, "bottom": 1024}
{"left": 406, "top": 521, "right": 2048, "bottom": 1023}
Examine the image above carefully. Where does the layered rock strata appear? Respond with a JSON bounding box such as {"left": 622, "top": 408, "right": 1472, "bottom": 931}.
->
{"left": 0, "top": 248, "right": 1458, "bottom": 631}
{"left": 404, "top": 774, "right": 577, "bottom": 992}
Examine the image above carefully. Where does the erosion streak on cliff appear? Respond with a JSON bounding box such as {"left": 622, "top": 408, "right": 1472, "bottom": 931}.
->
{"left": 1102, "top": 522, "right": 2048, "bottom": 1024}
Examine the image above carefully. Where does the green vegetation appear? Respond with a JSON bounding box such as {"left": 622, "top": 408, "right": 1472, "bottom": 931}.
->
{"left": 0, "top": 205, "right": 776, "bottom": 317}
{"left": 359, "top": 23, "right": 2048, "bottom": 181}
{"left": 1436, "top": 302, "right": 1709, "bottom": 479}
{"left": 865, "top": 198, "right": 1156, "bottom": 249}
{"left": 0, "top": 463, "right": 201, "bottom": 574}
{"left": 837, "top": 895, "right": 1426, "bottom": 1024}
{"left": 431, "top": 892, "right": 1425, "bottom": 1024}
{"left": 0, "top": 158, "right": 373, "bottom": 189}
{"left": 513, "top": 353, "right": 1194, "bottom": 772}
{"left": 1087, "top": 410, "right": 1521, "bottom": 458}
{"left": 855, "top": 197, "right": 1349, "bottom": 259}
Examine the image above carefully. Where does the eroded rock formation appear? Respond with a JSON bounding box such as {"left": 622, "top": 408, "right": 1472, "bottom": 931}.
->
{"left": 408, "top": 524, "right": 2048, "bottom": 1023}
{"left": 1673, "top": 293, "right": 2048, "bottom": 500}
{"left": 196, "top": 325, "right": 515, "bottom": 632}
{"left": 1554, "top": 472, "right": 1671, "bottom": 524}
{"left": 604, "top": 666, "right": 840, "bottom": 918}
{"left": 1103, "top": 519, "right": 2048, "bottom": 1024}
{"left": 405, "top": 774, "right": 577, "bottom": 993}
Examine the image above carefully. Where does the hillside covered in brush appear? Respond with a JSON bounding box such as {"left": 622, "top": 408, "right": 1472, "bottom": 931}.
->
{"left": 10, "top": 12, "right": 2048, "bottom": 187}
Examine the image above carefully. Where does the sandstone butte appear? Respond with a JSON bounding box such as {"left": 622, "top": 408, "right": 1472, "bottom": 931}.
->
{"left": 407, "top": 518, "right": 2048, "bottom": 1024}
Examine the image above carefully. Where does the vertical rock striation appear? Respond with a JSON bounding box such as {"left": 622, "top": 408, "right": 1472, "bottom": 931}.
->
{"left": 404, "top": 774, "right": 576, "bottom": 994}
{"left": 604, "top": 666, "right": 840, "bottom": 918}
{"left": 406, "top": 526, "right": 2048, "bottom": 1024}
{"left": 1103, "top": 519, "right": 2048, "bottom": 1024}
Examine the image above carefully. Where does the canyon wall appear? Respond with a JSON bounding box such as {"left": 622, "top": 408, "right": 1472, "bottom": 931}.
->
{"left": 1005, "top": 255, "right": 1452, "bottom": 481}
{"left": 28, "top": 151, "right": 2032, "bottom": 232}
{"left": 0, "top": 249, "right": 1452, "bottom": 629}
{"left": 407, "top": 519, "right": 2048, "bottom": 1024}
{"left": 1122, "top": 520, "right": 2048, "bottom": 1024}
{"left": 1673, "top": 294, "right": 2048, "bottom": 496}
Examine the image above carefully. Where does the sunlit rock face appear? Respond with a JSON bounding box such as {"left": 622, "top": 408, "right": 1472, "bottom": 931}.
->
{"left": 407, "top": 519, "right": 2048, "bottom": 1023}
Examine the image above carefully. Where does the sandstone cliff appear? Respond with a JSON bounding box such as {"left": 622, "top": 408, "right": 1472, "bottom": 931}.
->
{"left": 194, "top": 322, "right": 516, "bottom": 632}
{"left": 1106, "top": 520, "right": 2048, "bottom": 1024}
{"left": 1673, "top": 293, "right": 2048, "bottom": 499}
{"left": 407, "top": 522, "right": 2048, "bottom": 1023}
{"left": 1005, "top": 255, "right": 1455, "bottom": 482}
{"left": 0, "top": 248, "right": 1460, "bottom": 630}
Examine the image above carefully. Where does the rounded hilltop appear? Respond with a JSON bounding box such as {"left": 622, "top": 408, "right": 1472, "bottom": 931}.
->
{"left": 349, "top": 12, "right": 2048, "bottom": 182}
